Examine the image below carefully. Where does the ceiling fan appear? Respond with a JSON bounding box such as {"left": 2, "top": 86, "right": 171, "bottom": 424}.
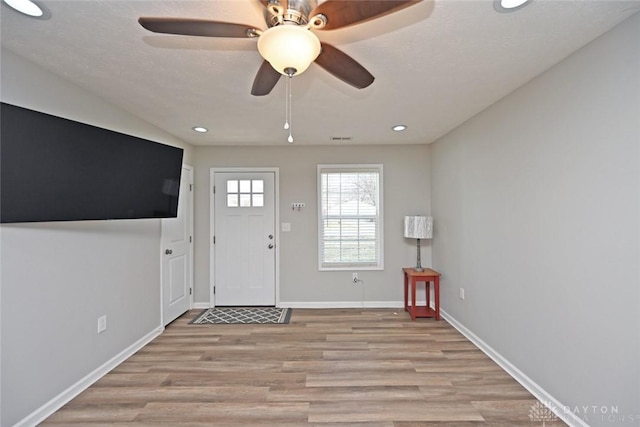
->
{"left": 138, "top": 0, "right": 425, "bottom": 96}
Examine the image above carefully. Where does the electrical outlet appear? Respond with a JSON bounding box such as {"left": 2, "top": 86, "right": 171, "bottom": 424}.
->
{"left": 459, "top": 288, "right": 465, "bottom": 300}
{"left": 97, "top": 315, "right": 107, "bottom": 333}
{"left": 352, "top": 273, "right": 359, "bottom": 283}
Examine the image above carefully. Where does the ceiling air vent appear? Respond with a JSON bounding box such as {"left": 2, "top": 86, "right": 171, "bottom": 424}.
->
{"left": 330, "top": 136, "right": 352, "bottom": 142}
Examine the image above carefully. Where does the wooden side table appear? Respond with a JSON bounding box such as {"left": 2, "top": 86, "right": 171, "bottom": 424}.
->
{"left": 403, "top": 267, "right": 441, "bottom": 321}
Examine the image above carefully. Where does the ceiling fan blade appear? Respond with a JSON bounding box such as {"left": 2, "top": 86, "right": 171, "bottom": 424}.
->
{"left": 138, "top": 18, "right": 259, "bottom": 38}
{"left": 315, "top": 43, "right": 374, "bottom": 89}
{"left": 311, "top": 0, "right": 423, "bottom": 31}
{"left": 251, "top": 60, "right": 282, "bottom": 96}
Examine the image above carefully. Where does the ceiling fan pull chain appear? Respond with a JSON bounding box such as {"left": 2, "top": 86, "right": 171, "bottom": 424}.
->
{"left": 282, "top": 67, "right": 296, "bottom": 143}
{"left": 284, "top": 75, "right": 290, "bottom": 131}
{"left": 287, "top": 75, "right": 294, "bottom": 143}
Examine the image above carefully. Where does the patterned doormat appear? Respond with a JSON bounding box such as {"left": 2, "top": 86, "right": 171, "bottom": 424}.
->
{"left": 190, "top": 307, "right": 292, "bottom": 324}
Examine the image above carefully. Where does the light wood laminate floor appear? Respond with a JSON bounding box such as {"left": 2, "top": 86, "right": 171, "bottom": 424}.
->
{"left": 42, "top": 308, "right": 566, "bottom": 426}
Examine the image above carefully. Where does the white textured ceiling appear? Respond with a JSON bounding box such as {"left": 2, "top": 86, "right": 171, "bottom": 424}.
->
{"left": 1, "top": 0, "right": 639, "bottom": 146}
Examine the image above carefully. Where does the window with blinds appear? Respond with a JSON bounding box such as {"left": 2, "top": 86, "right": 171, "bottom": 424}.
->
{"left": 317, "top": 165, "right": 384, "bottom": 270}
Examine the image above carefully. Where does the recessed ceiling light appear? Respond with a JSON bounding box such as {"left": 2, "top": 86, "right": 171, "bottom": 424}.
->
{"left": 3, "top": 0, "right": 44, "bottom": 17}
{"left": 192, "top": 126, "right": 208, "bottom": 133}
{"left": 392, "top": 125, "right": 407, "bottom": 132}
{"left": 494, "top": 0, "right": 531, "bottom": 13}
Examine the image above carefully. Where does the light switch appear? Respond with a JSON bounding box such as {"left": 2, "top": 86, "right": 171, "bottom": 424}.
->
{"left": 281, "top": 222, "right": 291, "bottom": 232}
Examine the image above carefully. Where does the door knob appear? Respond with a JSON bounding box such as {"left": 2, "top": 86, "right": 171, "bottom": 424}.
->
{"left": 165, "top": 249, "right": 173, "bottom": 255}
{"left": 268, "top": 244, "right": 274, "bottom": 249}
{"left": 268, "top": 234, "right": 274, "bottom": 239}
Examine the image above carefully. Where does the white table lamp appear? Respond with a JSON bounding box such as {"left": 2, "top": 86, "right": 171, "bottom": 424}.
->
{"left": 404, "top": 216, "right": 433, "bottom": 272}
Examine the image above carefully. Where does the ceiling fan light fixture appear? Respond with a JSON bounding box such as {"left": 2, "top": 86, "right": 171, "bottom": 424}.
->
{"left": 3, "top": 0, "right": 43, "bottom": 17}
{"left": 257, "top": 25, "right": 321, "bottom": 76}
{"left": 494, "top": 0, "right": 531, "bottom": 12}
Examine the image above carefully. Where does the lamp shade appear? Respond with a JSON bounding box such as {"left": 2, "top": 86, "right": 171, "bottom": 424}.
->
{"left": 404, "top": 216, "right": 433, "bottom": 239}
{"left": 257, "top": 25, "right": 321, "bottom": 76}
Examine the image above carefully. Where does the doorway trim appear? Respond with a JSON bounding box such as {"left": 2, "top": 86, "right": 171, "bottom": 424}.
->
{"left": 209, "top": 167, "right": 280, "bottom": 308}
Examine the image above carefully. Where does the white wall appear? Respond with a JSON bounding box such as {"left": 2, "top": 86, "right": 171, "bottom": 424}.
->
{"left": 0, "top": 48, "right": 193, "bottom": 426}
{"left": 192, "top": 145, "right": 432, "bottom": 307}
{"left": 431, "top": 13, "right": 639, "bottom": 425}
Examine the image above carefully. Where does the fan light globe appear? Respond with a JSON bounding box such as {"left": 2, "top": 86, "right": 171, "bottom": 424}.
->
{"left": 257, "top": 25, "right": 321, "bottom": 76}
{"left": 3, "top": 0, "right": 43, "bottom": 16}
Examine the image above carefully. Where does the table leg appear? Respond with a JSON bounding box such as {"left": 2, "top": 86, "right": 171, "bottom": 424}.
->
{"left": 435, "top": 277, "right": 440, "bottom": 321}
{"left": 403, "top": 272, "right": 409, "bottom": 312}
{"left": 411, "top": 278, "right": 417, "bottom": 320}
{"left": 426, "top": 281, "right": 431, "bottom": 309}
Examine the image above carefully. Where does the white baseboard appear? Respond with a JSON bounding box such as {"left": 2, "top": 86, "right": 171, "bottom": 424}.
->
{"left": 279, "top": 299, "right": 433, "bottom": 309}
{"left": 15, "top": 325, "right": 165, "bottom": 427}
{"left": 195, "top": 300, "right": 430, "bottom": 310}
{"left": 192, "top": 302, "right": 210, "bottom": 309}
{"left": 193, "top": 302, "right": 413, "bottom": 309}
{"left": 440, "top": 309, "right": 588, "bottom": 427}
{"left": 279, "top": 301, "right": 406, "bottom": 309}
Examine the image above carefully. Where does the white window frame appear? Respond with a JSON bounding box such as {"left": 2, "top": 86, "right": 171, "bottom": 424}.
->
{"left": 317, "top": 164, "right": 384, "bottom": 271}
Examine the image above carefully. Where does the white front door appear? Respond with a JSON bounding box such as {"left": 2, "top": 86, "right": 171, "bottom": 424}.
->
{"left": 161, "top": 165, "right": 193, "bottom": 325}
{"left": 213, "top": 171, "right": 276, "bottom": 306}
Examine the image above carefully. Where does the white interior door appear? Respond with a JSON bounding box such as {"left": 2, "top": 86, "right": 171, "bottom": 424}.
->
{"left": 213, "top": 171, "right": 276, "bottom": 306}
{"left": 161, "top": 165, "right": 193, "bottom": 325}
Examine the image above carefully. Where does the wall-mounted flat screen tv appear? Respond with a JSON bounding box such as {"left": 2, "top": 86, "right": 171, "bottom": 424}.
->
{"left": 1, "top": 102, "right": 184, "bottom": 223}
